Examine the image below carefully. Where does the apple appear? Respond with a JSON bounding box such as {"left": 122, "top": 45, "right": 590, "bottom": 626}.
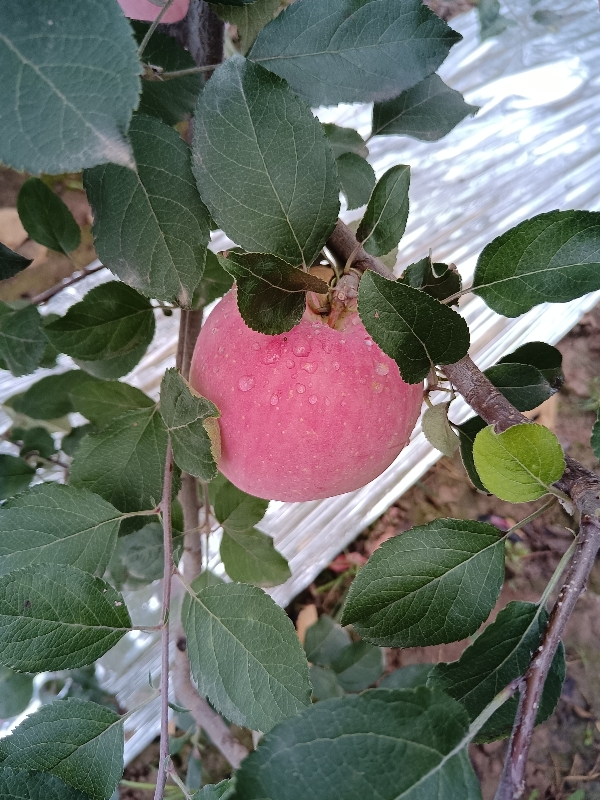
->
{"left": 117, "top": 0, "right": 189, "bottom": 23}
{"left": 190, "top": 288, "right": 423, "bottom": 502}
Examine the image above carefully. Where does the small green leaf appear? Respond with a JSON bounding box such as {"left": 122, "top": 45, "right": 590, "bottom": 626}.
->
{"left": 69, "top": 380, "right": 155, "bottom": 428}
{"left": 45, "top": 282, "right": 155, "bottom": 362}
{"left": 249, "top": 0, "right": 462, "bottom": 106}
{"left": 85, "top": 114, "right": 210, "bottom": 307}
{"left": 220, "top": 527, "right": 290, "bottom": 587}
{"left": 74, "top": 338, "right": 151, "bottom": 380}
{"left": 0, "top": 242, "right": 32, "bottom": 281}
{"left": 358, "top": 271, "right": 470, "bottom": 384}
{"left": 0, "top": 698, "right": 124, "bottom": 800}
{"left": 70, "top": 406, "right": 167, "bottom": 513}
{"left": 331, "top": 641, "right": 384, "bottom": 692}
{"left": 0, "top": 483, "right": 122, "bottom": 578}
{"left": 10, "top": 426, "right": 56, "bottom": 459}
{"left": 472, "top": 210, "right": 600, "bottom": 317}
{"left": 182, "top": 582, "right": 311, "bottom": 731}
{"left": 0, "top": 0, "right": 139, "bottom": 174}
{"left": 192, "top": 250, "right": 234, "bottom": 309}
{"left": 457, "top": 415, "right": 488, "bottom": 492}
{"left": 8, "top": 370, "right": 99, "bottom": 420}
{"left": 472, "top": 423, "right": 565, "bottom": 502}
{"left": 304, "top": 614, "right": 351, "bottom": 667}
{"left": 341, "top": 519, "right": 505, "bottom": 647}
{"left": 232, "top": 688, "right": 481, "bottom": 800}
{"left": 0, "top": 303, "right": 47, "bottom": 377}
{"left": 357, "top": 165, "right": 410, "bottom": 256}
{"left": 192, "top": 56, "right": 339, "bottom": 267}
{"left": 160, "top": 368, "right": 220, "bottom": 481}
{"left": 428, "top": 601, "right": 565, "bottom": 742}
{"left": 192, "top": 779, "right": 235, "bottom": 800}
{"left": 422, "top": 403, "right": 460, "bottom": 457}
{"left": 497, "top": 341, "right": 564, "bottom": 389}
{"left": 0, "top": 767, "right": 89, "bottom": 800}
{"left": 372, "top": 74, "right": 478, "bottom": 141}
{"left": 132, "top": 22, "right": 201, "bottom": 126}
{"left": 60, "top": 425, "right": 96, "bottom": 458}
{"left": 478, "top": 0, "right": 510, "bottom": 39}
{"left": 117, "top": 521, "right": 182, "bottom": 583}
{"left": 336, "top": 153, "right": 376, "bottom": 211}
{"left": 210, "top": 0, "right": 282, "bottom": 55}
{"left": 213, "top": 480, "right": 269, "bottom": 533}
{"left": 400, "top": 255, "right": 462, "bottom": 304}
{"left": 0, "top": 667, "right": 33, "bottom": 718}
{"left": 484, "top": 362, "right": 554, "bottom": 412}
{"left": 309, "top": 665, "right": 345, "bottom": 700}
{"left": 17, "top": 178, "right": 80, "bottom": 254}
{"left": 323, "top": 124, "right": 368, "bottom": 159}
{"left": 219, "top": 252, "right": 328, "bottom": 335}
{"left": 380, "top": 663, "right": 433, "bottom": 690}
{"left": 0, "top": 564, "right": 131, "bottom": 672}
{"left": 0, "top": 455, "right": 35, "bottom": 501}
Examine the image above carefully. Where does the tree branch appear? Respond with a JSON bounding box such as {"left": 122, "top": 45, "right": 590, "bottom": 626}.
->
{"left": 31, "top": 263, "right": 106, "bottom": 305}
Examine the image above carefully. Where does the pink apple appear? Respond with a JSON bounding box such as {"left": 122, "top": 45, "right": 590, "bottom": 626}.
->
{"left": 118, "top": 0, "right": 189, "bottom": 23}
{"left": 190, "top": 289, "right": 423, "bottom": 502}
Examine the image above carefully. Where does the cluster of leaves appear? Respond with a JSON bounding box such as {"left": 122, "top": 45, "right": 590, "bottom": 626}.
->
{"left": 0, "top": 0, "right": 600, "bottom": 797}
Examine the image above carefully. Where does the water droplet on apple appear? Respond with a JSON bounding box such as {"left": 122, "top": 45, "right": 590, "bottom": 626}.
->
{"left": 218, "top": 346, "right": 225, "bottom": 354}
{"left": 302, "top": 362, "right": 317, "bottom": 374}
{"left": 212, "top": 327, "right": 218, "bottom": 334}
{"left": 375, "top": 362, "right": 389, "bottom": 376}
{"left": 293, "top": 340, "right": 311, "bottom": 357}
{"left": 332, "top": 361, "right": 340, "bottom": 371}
{"left": 286, "top": 359, "right": 295, "bottom": 369}
{"left": 322, "top": 342, "right": 332, "bottom": 353}
{"left": 325, "top": 397, "right": 331, "bottom": 406}
{"left": 252, "top": 342, "right": 260, "bottom": 351}
{"left": 263, "top": 352, "right": 280, "bottom": 364}
{"left": 365, "top": 338, "right": 373, "bottom": 347}
{"left": 270, "top": 394, "right": 279, "bottom": 406}
{"left": 296, "top": 384, "right": 306, "bottom": 394}
{"left": 308, "top": 395, "right": 317, "bottom": 405}
{"left": 372, "top": 382, "right": 383, "bottom": 393}
{"left": 352, "top": 316, "right": 359, "bottom": 325}
{"left": 213, "top": 366, "right": 219, "bottom": 374}
{"left": 238, "top": 376, "right": 255, "bottom": 392}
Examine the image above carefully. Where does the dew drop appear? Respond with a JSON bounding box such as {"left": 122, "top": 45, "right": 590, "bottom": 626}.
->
{"left": 252, "top": 342, "right": 260, "bottom": 351}
{"left": 341, "top": 399, "right": 347, "bottom": 407}
{"left": 301, "top": 362, "right": 318, "bottom": 374}
{"left": 365, "top": 338, "right": 373, "bottom": 347}
{"left": 332, "top": 361, "right": 340, "bottom": 371}
{"left": 322, "top": 342, "right": 332, "bottom": 354}
{"left": 286, "top": 359, "right": 295, "bottom": 369}
{"left": 270, "top": 394, "right": 279, "bottom": 406}
{"left": 293, "top": 340, "right": 311, "bottom": 357}
{"left": 263, "top": 352, "right": 280, "bottom": 364}
{"left": 218, "top": 346, "right": 225, "bottom": 354}
{"left": 352, "top": 316, "right": 359, "bottom": 325}
{"left": 374, "top": 311, "right": 380, "bottom": 318}
{"left": 213, "top": 366, "right": 219, "bottom": 374}
{"left": 375, "top": 362, "right": 389, "bottom": 376}
{"left": 211, "top": 327, "right": 218, "bottom": 334}
{"left": 325, "top": 397, "right": 331, "bottom": 407}
{"left": 291, "top": 371, "right": 299, "bottom": 379}
{"left": 296, "top": 383, "right": 306, "bottom": 394}
{"left": 340, "top": 339, "right": 346, "bottom": 345}
{"left": 372, "top": 382, "right": 383, "bottom": 393}
{"left": 238, "top": 376, "right": 255, "bottom": 392}
{"left": 308, "top": 395, "right": 317, "bottom": 405}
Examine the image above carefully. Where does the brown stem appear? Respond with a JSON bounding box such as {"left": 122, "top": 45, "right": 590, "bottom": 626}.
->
{"left": 154, "top": 441, "right": 175, "bottom": 800}
{"left": 31, "top": 263, "right": 106, "bottom": 305}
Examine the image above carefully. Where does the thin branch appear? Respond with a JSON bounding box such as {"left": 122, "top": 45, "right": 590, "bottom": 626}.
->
{"left": 138, "top": 0, "right": 178, "bottom": 58}
{"left": 154, "top": 440, "right": 175, "bottom": 800}
{"left": 31, "top": 263, "right": 106, "bottom": 305}
{"left": 143, "top": 63, "right": 221, "bottom": 80}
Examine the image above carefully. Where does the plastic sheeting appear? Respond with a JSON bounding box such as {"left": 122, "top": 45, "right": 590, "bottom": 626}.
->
{"left": 1, "top": 0, "right": 599, "bottom": 762}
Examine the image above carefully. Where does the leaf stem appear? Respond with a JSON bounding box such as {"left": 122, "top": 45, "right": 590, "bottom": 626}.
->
{"left": 138, "top": 0, "right": 178, "bottom": 59}
{"left": 166, "top": 764, "right": 194, "bottom": 800}
{"left": 147, "top": 64, "right": 222, "bottom": 80}
{"left": 503, "top": 497, "right": 557, "bottom": 539}
{"left": 31, "top": 262, "right": 106, "bottom": 305}
{"left": 154, "top": 439, "right": 175, "bottom": 800}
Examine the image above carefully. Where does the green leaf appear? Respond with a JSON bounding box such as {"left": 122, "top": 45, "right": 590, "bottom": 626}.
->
{"left": 45, "top": 282, "right": 155, "bottom": 362}
{"left": 341, "top": 518, "right": 505, "bottom": 647}
{"left": 0, "top": 483, "right": 122, "bottom": 578}
{"left": 132, "top": 22, "right": 201, "bottom": 125}
{"left": 182, "top": 582, "right": 311, "bottom": 731}
{"left": 322, "top": 124, "right": 368, "bottom": 158}
{"left": 497, "top": 341, "right": 564, "bottom": 389}
{"left": 0, "top": 767, "right": 89, "bottom": 800}
{"left": 331, "top": 641, "right": 384, "bottom": 692}
{"left": 372, "top": 74, "right": 478, "bottom": 141}
{"left": 192, "top": 250, "right": 234, "bottom": 309}
{"left": 0, "top": 698, "right": 124, "bottom": 800}
{"left": 211, "top": 0, "right": 282, "bottom": 55}
{"left": 304, "top": 614, "right": 351, "bottom": 667}
{"left": 357, "top": 165, "right": 410, "bottom": 256}
{"left": 380, "top": 663, "right": 433, "bottom": 690}
{"left": 336, "top": 153, "right": 376, "bottom": 211}
{"left": 478, "top": 0, "right": 510, "bottom": 39}
{"left": 74, "top": 338, "right": 150, "bottom": 380}
{"left": 8, "top": 370, "right": 99, "bottom": 420}
{"left": 0, "top": 242, "right": 32, "bottom": 281}
{"left": 484, "top": 363, "right": 554, "bottom": 412}
{"left": 0, "top": 303, "right": 46, "bottom": 377}
{"left": 0, "top": 564, "right": 131, "bottom": 672}
{"left": 70, "top": 406, "right": 167, "bottom": 513}
{"left": 400, "top": 255, "right": 462, "bottom": 304}
{"left": 457, "top": 416, "right": 488, "bottom": 492}
{"left": 422, "top": 403, "right": 460, "bottom": 457}
{"left": 160, "top": 368, "right": 220, "bottom": 481}
{"left": 60, "top": 425, "right": 96, "bottom": 458}
{"left": 85, "top": 114, "right": 210, "bottom": 307}
{"left": 192, "top": 56, "right": 339, "bottom": 267}
{"left": 429, "top": 601, "right": 566, "bottom": 742}
{"left": 309, "top": 665, "right": 345, "bottom": 700}
{"left": 472, "top": 210, "right": 600, "bottom": 317}
{"left": 218, "top": 252, "right": 328, "bottom": 335}
{"left": 192, "top": 779, "right": 235, "bottom": 800}
{"left": 249, "top": 0, "right": 462, "bottom": 107}
{"left": 473, "top": 423, "right": 565, "bottom": 502}
{"left": 0, "top": 0, "right": 139, "bottom": 174}
{"left": 17, "top": 178, "right": 80, "bottom": 254}
{"left": 10, "top": 426, "right": 56, "bottom": 459}
{"left": 69, "top": 380, "right": 154, "bottom": 428}
{"left": 0, "top": 455, "right": 35, "bottom": 501}
{"left": 0, "top": 667, "right": 33, "bottom": 718}
{"left": 220, "top": 527, "right": 291, "bottom": 587}
{"left": 213, "top": 480, "right": 269, "bottom": 533}
{"left": 358, "top": 271, "right": 470, "bottom": 384}
{"left": 117, "top": 520, "right": 182, "bottom": 583}
{"left": 232, "top": 688, "right": 481, "bottom": 800}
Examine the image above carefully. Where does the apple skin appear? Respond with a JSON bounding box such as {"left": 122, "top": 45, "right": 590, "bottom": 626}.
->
{"left": 117, "top": 0, "right": 189, "bottom": 23}
{"left": 190, "top": 289, "right": 423, "bottom": 502}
